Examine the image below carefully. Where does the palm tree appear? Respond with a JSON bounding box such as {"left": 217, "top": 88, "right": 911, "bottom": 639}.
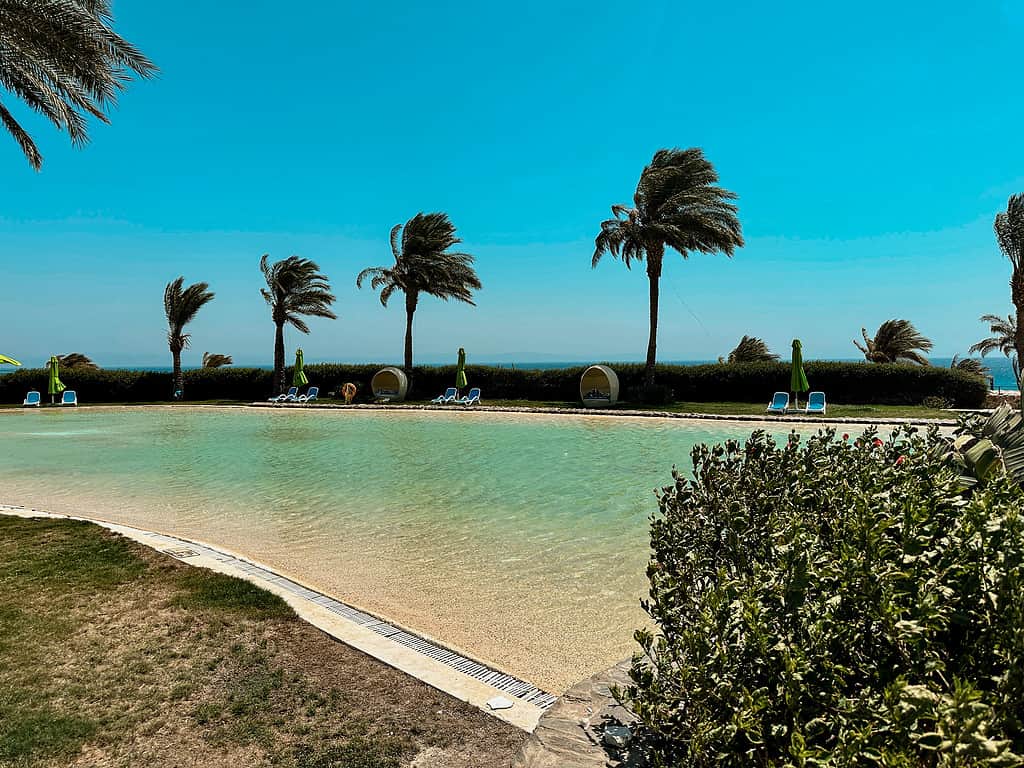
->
{"left": 951, "top": 354, "right": 990, "bottom": 379}
{"left": 593, "top": 148, "right": 743, "bottom": 386}
{"left": 0, "top": 0, "right": 156, "bottom": 170}
{"left": 164, "top": 277, "right": 214, "bottom": 398}
{"left": 723, "top": 335, "right": 779, "bottom": 364}
{"left": 57, "top": 352, "right": 98, "bottom": 370}
{"left": 202, "top": 352, "right": 233, "bottom": 369}
{"left": 971, "top": 313, "right": 1021, "bottom": 389}
{"left": 260, "top": 255, "right": 336, "bottom": 393}
{"left": 853, "top": 319, "right": 933, "bottom": 365}
{"left": 357, "top": 213, "right": 481, "bottom": 372}
{"left": 994, "top": 194, "right": 1024, "bottom": 406}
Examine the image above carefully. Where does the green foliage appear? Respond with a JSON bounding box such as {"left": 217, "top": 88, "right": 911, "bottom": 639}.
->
{"left": 855, "top": 319, "right": 934, "bottom": 365}
{"left": 0, "top": 360, "right": 990, "bottom": 407}
{"left": 621, "top": 426, "right": 1024, "bottom": 767}
{"left": 0, "top": 707, "right": 96, "bottom": 762}
{"left": 726, "top": 335, "right": 779, "bottom": 363}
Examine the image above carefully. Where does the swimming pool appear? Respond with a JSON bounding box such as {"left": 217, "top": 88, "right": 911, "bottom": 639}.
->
{"left": 0, "top": 406, "right": 807, "bottom": 691}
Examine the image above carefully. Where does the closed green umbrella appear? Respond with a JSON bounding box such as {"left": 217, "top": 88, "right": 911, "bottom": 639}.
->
{"left": 0, "top": 354, "right": 21, "bottom": 366}
{"left": 292, "top": 348, "right": 309, "bottom": 388}
{"left": 47, "top": 355, "right": 65, "bottom": 404}
{"left": 790, "top": 339, "right": 809, "bottom": 410}
{"left": 455, "top": 347, "right": 467, "bottom": 390}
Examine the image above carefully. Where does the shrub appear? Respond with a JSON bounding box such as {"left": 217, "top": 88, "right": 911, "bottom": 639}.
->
{"left": 621, "top": 426, "right": 1024, "bottom": 767}
{"left": 0, "top": 360, "right": 988, "bottom": 407}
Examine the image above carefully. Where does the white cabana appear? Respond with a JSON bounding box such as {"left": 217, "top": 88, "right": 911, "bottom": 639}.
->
{"left": 371, "top": 367, "right": 408, "bottom": 402}
{"left": 579, "top": 365, "right": 619, "bottom": 407}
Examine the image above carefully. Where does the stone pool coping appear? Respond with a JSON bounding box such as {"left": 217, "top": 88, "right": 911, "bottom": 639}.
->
{"left": 250, "top": 400, "right": 959, "bottom": 428}
{"left": 0, "top": 504, "right": 553, "bottom": 732}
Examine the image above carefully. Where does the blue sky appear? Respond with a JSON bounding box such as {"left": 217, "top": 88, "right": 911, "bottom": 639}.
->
{"left": 1, "top": 0, "right": 1023, "bottom": 367}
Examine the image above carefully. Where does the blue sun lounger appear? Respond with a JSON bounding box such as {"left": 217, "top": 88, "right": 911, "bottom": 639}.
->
{"left": 456, "top": 387, "right": 481, "bottom": 406}
{"left": 23, "top": 390, "right": 40, "bottom": 407}
{"left": 297, "top": 386, "right": 319, "bottom": 403}
{"left": 766, "top": 392, "right": 788, "bottom": 414}
{"left": 269, "top": 387, "right": 298, "bottom": 403}
{"left": 60, "top": 390, "right": 78, "bottom": 406}
{"left": 804, "top": 391, "right": 826, "bottom": 415}
{"left": 431, "top": 387, "right": 457, "bottom": 404}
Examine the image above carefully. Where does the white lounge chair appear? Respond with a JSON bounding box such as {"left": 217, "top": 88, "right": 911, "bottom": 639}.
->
{"left": 269, "top": 386, "right": 298, "bottom": 403}
{"left": 23, "top": 390, "right": 40, "bottom": 407}
{"left": 60, "top": 390, "right": 78, "bottom": 407}
{"left": 431, "top": 387, "right": 457, "bottom": 404}
{"left": 766, "top": 392, "right": 788, "bottom": 414}
{"left": 456, "top": 387, "right": 481, "bottom": 406}
{"left": 804, "top": 391, "right": 826, "bottom": 415}
{"left": 297, "top": 386, "right": 319, "bottom": 403}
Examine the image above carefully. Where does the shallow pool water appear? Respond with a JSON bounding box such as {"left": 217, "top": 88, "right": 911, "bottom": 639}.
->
{"left": 0, "top": 406, "right": 807, "bottom": 690}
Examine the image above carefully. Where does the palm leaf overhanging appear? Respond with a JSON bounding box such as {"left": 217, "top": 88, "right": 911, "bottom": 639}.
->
{"left": 725, "top": 336, "right": 779, "bottom": 364}
{"left": 853, "top": 319, "right": 933, "bottom": 365}
{"left": 994, "top": 194, "right": 1024, "bottom": 407}
{"left": 592, "top": 148, "right": 743, "bottom": 385}
{"left": 164, "top": 277, "right": 214, "bottom": 397}
{"left": 260, "top": 254, "right": 336, "bottom": 393}
{"left": 971, "top": 313, "right": 1021, "bottom": 389}
{"left": 0, "top": 0, "right": 156, "bottom": 169}
{"left": 357, "top": 212, "right": 480, "bottom": 372}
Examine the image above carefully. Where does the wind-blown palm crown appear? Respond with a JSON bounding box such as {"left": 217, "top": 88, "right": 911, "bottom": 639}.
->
{"left": 164, "top": 277, "right": 214, "bottom": 397}
{"left": 593, "top": 148, "right": 743, "bottom": 384}
{"left": 951, "top": 354, "right": 990, "bottom": 379}
{"left": 0, "top": 0, "right": 157, "bottom": 169}
{"left": 202, "top": 352, "right": 233, "bottom": 369}
{"left": 854, "top": 319, "right": 933, "bottom": 365}
{"left": 971, "top": 313, "right": 1021, "bottom": 388}
{"left": 260, "top": 254, "right": 336, "bottom": 393}
{"left": 57, "top": 352, "right": 98, "bottom": 370}
{"left": 994, "top": 194, "right": 1024, "bottom": 406}
{"left": 357, "top": 212, "right": 481, "bottom": 372}
{"left": 724, "top": 335, "right": 779, "bottom": 364}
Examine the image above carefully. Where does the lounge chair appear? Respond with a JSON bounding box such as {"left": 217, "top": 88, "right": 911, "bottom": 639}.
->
{"left": 804, "top": 391, "right": 826, "bottom": 415}
{"left": 23, "top": 390, "right": 40, "bottom": 407}
{"left": 297, "top": 386, "right": 319, "bottom": 403}
{"left": 456, "top": 387, "right": 481, "bottom": 406}
{"left": 431, "top": 387, "right": 458, "bottom": 404}
{"left": 766, "top": 392, "right": 788, "bottom": 414}
{"left": 60, "top": 390, "right": 78, "bottom": 407}
{"left": 269, "top": 386, "right": 298, "bottom": 403}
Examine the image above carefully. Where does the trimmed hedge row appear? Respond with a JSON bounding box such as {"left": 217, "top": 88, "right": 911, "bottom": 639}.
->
{"left": 0, "top": 360, "right": 988, "bottom": 407}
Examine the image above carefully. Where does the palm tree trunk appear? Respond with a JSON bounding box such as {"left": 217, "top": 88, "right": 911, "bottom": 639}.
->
{"left": 172, "top": 349, "right": 183, "bottom": 399}
{"left": 1013, "top": 271, "right": 1024, "bottom": 410}
{"left": 404, "top": 292, "right": 418, "bottom": 373}
{"left": 274, "top": 321, "right": 286, "bottom": 394}
{"left": 644, "top": 250, "right": 664, "bottom": 387}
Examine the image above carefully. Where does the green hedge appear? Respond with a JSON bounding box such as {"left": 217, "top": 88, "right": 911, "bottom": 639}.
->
{"left": 0, "top": 360, "right": 988, "bottom": 407}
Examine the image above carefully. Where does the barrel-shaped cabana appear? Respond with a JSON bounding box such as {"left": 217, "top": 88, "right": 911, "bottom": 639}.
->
{"left": 579, "top": 365, "right": 619, "bottom": 407}
{"left": 371, "top": 367, "right": 408, "bottom": 402}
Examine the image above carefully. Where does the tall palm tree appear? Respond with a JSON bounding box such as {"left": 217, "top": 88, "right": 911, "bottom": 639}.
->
{"left": 971, "top": 313, "right": 1021, "bottom": 389}
{"left": 57, "top": 352, "right": 98, "bottom": 370}
{"left": 357, "top": 213, "right": 481, "bottom": 372}
{"left": 723, "top": 335, "right": 778, "bottom": 364}
{"left": 0, "top": 0, "right": 156, "bottom": 170}
{"left": 164, "top": 277, "right": 214, "bottom": 398}
{"left": 260, "top": 255, "right": 336, "bottom": 393}
{"left": 994, "top": 194, "right": 1024, "bottom": 406}
{"left": 853, "top": 319, "right": 933, "bottom": 365}
{"left": 593, "top": 148, "right": 743, "bottom": 386}
{"left": 202, "top": 352, "right": 233, "bottom": 369}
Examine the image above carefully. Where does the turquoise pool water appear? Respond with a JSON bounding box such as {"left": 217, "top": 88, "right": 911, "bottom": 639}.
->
{"left": 0, "top": 406, "right": 802, "bottom": 690}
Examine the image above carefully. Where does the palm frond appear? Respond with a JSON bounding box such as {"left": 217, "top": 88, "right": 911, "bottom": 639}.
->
{"left": 56, "top": 352, "right": 97, "bottom": 369}
{"left": 261, "top": 255, "right": 337, "bottom": 335}
{"left": 164, "top": 276, "right": 214, "bottom": 352}
{"left": 202, "top": 352, "right": 233, "bottom": 368}
{"left": 854, "top": 319, "right": 932, "bottom": 365}
{"left": 727, "top": 336, "right": 779, "bottom": 364}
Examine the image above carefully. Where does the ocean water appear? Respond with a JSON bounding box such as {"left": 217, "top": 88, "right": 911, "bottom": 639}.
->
{"left": 0, "top": 406, "right": 807, "bottom": 691}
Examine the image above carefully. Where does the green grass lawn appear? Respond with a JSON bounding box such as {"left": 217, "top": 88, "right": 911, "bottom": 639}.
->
{"left": 0, "top": 516, "right": 524, "bottom": 767}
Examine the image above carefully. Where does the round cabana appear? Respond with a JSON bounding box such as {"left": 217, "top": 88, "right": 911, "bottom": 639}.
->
{"left": 371, "top": 367, "right": 408, "bottom": 402}
{"left": 579, "top": 365, "right": 619, "bottom": 407}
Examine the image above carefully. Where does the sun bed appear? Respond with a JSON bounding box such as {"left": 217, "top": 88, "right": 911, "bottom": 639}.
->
{"left": 297, "top": 386, "right": 319, "bottom": 403}
{"left": 23, "top": 390, "right": 40, "bottom": 407}
{"left": 456, "top": 387, "right": 481, "bottom": 406}
{"left": 431, "top": 387, "right": 458, "bottom": 404}
{"left": 60, "top": 390, "right": 78, "bottom": 407}
{"left": 804, "top": 391, "right": 826, "bottom": 415}
{"left": 269, "top": 386, "right": 298, "bottom": 403}
{"left": 766, "top": 391, "right": 788, "bottom": 414}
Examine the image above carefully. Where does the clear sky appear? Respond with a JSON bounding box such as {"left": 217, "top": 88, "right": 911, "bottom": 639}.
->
{"left": 2, "top": 1, "right": 1023, "bottom": 367}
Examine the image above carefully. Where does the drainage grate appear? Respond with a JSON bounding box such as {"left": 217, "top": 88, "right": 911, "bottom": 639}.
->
{"left": 143, "top": 530, "right": 557, "bottom": 709}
